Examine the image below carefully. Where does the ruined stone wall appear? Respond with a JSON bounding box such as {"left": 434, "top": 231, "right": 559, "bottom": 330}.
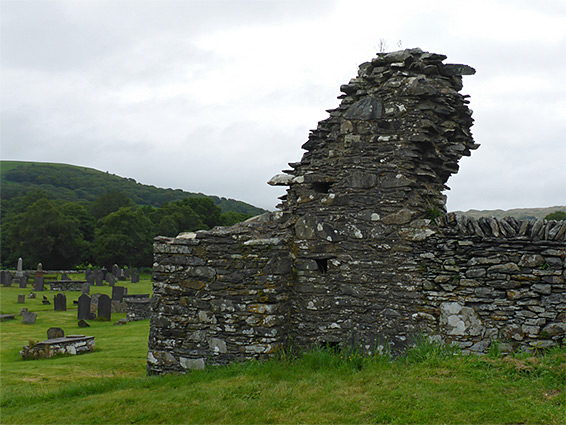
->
{"left": 280, "top": 48, "right": 478, "bottom": 351}
{"left": 419, "top": 214, "right": 566, "bottom": 352}
{"left": 148, "top": 49, "right": 565, "bottom": 374}
{"left": 148, "top": 213, "right": 290, "bottom": 373}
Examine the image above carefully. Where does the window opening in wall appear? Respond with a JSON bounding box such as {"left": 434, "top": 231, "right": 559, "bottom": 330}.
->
{"left": 315, "top": 258, "right": 328, "bottom": 273}
{"left": 311, "top": 182, "right": 333, "bottom": 193}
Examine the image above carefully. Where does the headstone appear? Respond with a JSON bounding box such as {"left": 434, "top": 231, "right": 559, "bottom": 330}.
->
{"left": 47, "top": 327, "right": 64, "bottom": 339}
{"left": 22, "top": 311, "right": 37, "bottom": 324}
{"left": 112, "top": 286, "right": 127, "bottom": 302}
{"left": 36, "top": 263, "right": 43, "bottom": 274}
{"left": 77, "top": 294, "right": 92, "bottom": 320}
{"left": 78, "top": 319, "right": 90, "bottom": 328}
{"left": 86, "top": 271, "right": 95, "bottom": 285}
{"left": 20, "top": 308, "right": 28, "bottom": 315}
{"left": 95, "top": 270, "right": 103, "bottom": 286}
{"left": 106, "top": 273, "right": 116, "bottom": 286}
{"left": 118, "top": 269, "right": 127, "bottom": 281}
{"left": 28, "top": 292, "right": 36, "bottom": 299}
{"left": 17, "top": 294, "right": 25, "bottom": 304}
{"left": 15, "top": 257, "right": 24, "bottom": 279}
{"left": 42, "top": 296, "right": 51, "bottom": 305}
{"left": 97, "top": 294, "right": 112, "bottom": 321}
{"left": 131, "top": 268, "right": 139, "bottom": 283}
{"left": 33, "top": 276, "right": 45, "bottom": 291}
{"left": 1, "top": 270, "right": 13, "bottom": 286}
{"left": 18, "top": 276, "right": 28, "bottom": 288}
{"left": 54, "top": 293, "right": 67, "bottom": 311}
{"left": 124, "top": 268, "right": 130, "bottom": 279}
{"left": 90, "top": 293, "right": 103, "bottom": 314}
{"left": 112, "top": 264, "right": 120, "bottom": 277}
{"left": 61, "top": 272, "right": 71, "bottom": 281}
{"left": 81, "top": 282, "right": 90, "bottom": 295}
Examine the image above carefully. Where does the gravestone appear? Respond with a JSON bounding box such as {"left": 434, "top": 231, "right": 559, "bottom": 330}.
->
{"left": 97, "top": 294, "right": 111, "bottom": 321}
{"left": 61, "top": 272, "right": 71, "bottom": 281}
{"left": 22, "top": 311, "right": 37, "bottom": 324}
{"left": 124, "top": 268, "right": 130, "bottom": 279}
{"left": 1, "top": 271, "right": 12, "bottom": 286}
{"left": 81, "top": 282, "right": 90, "bottom": 295}
{"left": 15, "top": 258, "right": 24, "bottom": 283}
{"left": 106, "top": 273, "right": 116, "bottom": 286}
{"left": 78, "top": 319, "right": 90, "bottom": 328}
{"left": 18, "top": 276, "right": 28, "bottom": 288}
{"left": 118, "top": 269, "right": 127, "bottom": 281}
{"left": 54, "top": 293, "right": 67, "bottom": 311}
{"left": 95, "top": 270, "right": 103, "bottom": 286}
{"left": 131, "top": 268, "right": 139, "bottom": 283}
{"left": 20, "top": 307, "right": 28, "bottom": 315}
{"left": 42, "top": 296, "right": 51, "bottom": 305}
{"left": 112, "top": 286, "right": 127, "bottom": 302}
{"left": 47, "top": 327, "right": 64, "bottom": 339}
{"left": 86, "top": 270, "right": 95, "bottom": 285}
{"left": 77, "top": 294, "right": 92, "bottom": 320}
{"left": 33, "top": 276, "right": 45, "bottom": 291}
{"left": 112, "top": 264, "right": 120, "bottom": 277}
{"left": 17, "top": 294, "right": 25, "bottom": 304}
{"left": 28, "top": 293, "right": 36, "bottom": 299}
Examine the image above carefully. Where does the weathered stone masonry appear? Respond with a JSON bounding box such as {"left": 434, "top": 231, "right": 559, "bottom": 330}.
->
{"left": 148, "top": 49, "right": 565, "bottom": 374}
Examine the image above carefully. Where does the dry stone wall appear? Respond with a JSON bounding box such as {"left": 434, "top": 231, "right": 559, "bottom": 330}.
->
{"left": 148, "top": 49, "right": 565, "bottom": 374}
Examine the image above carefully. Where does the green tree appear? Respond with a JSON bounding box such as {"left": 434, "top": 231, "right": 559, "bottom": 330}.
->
{"left": 92, "top": 207, "right": 153, "bottom": 267}
{"left": 180, "top": 197, "right": 222, "bottom": 229}
{"left": 544, "top": 211, "right": 566, "bottom": 221}
{"left": 2, "top": 198, "right": 87, "bottom": 268}
{"left": 90, "top": 191, "right": 135, "bottom": 220}
{"left": 60, "top": 202, "right": 96, "bottom": 241}
{"left": 221, "top": 211, "right": 253, "bottom": 226}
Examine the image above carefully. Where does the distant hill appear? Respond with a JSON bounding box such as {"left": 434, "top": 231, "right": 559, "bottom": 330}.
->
{"left": 453, "top": 206, "right": 566, "bottom": 220}
{"left": 0, "top": 161, "right": 266, "bottom": 216}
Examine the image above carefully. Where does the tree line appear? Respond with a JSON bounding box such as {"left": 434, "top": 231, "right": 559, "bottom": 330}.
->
{"left": 1, "top": 191, "right": 253, "bottom": 270}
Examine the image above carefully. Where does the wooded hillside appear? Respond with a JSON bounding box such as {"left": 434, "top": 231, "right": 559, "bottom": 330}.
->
{"left": 1, "top": 161, "right": 265, "bottom": 215}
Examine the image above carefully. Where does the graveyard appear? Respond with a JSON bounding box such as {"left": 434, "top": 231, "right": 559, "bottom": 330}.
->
{"left": 0, "top": 271, "right": 153, "bottom": 412}
{"left": 0, "top": 268, "right": 564, "bottom": 424}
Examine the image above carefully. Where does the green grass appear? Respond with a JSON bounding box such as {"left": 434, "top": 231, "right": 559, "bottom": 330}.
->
{"left": 1, "top": 277, "right": 565, "bottom": 424}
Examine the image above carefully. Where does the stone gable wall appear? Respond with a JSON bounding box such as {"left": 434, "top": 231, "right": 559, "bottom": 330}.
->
{"left": 147, "top": 49, "right": 565, "bottom": 374}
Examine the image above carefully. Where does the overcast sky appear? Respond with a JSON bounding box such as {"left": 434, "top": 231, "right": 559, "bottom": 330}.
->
{"left": 1, "top": 0, "right": 565, "bottom": 212}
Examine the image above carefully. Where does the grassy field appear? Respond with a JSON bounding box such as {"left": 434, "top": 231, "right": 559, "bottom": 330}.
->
{"left": 1, "top": 274, "right": 565, "bottom": 424}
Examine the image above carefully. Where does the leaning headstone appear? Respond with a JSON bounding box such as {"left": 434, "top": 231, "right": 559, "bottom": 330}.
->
{"left": 106, "top": 273, "right": 116, "bottom": 286}
{"left": 81, "top": 282, "right": 90, "bottom": 295}
{"left": 1, "top": 270, "right": 13, "bottom": 286}
{"left": 17, "top": 294, "right": 25, "bottom": 304}
{"left": 112, "top": 286, "right": 127, "bottom": 302}
{"left": 131, "top": 268, "right": 139, "bottom": 283}
{"left": 22, "top": 311, "right": 37, "bottom": 324}
{"left": 33, "top": 276, "right": 45, "bottom": 291}
{"left": 112, "top": 264, "right": 120, "bottom": 277}
{"left": 47, "top": 327, "right": 64, "bottom": 339}
{"left": 77, "top": 294, "right": 92, "bottom": 320}
{"left": 54, "top": 293, "right": 67, "bottom": 311}
{"left": 42, "top": 296, "right": 51, "bottom": 305}
{"left": 97, "top": 294, "right": 111, "bottom": 321}
{"left": 95, "top": 270, "right": 103, "bottom": 286}
{"left": 61, "top": 272, "right": 71, "bottom": 281}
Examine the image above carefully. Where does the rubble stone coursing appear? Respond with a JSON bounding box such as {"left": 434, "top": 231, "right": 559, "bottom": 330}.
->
{"left": 148, "top": 49, "right": 565, "bottom": 374}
